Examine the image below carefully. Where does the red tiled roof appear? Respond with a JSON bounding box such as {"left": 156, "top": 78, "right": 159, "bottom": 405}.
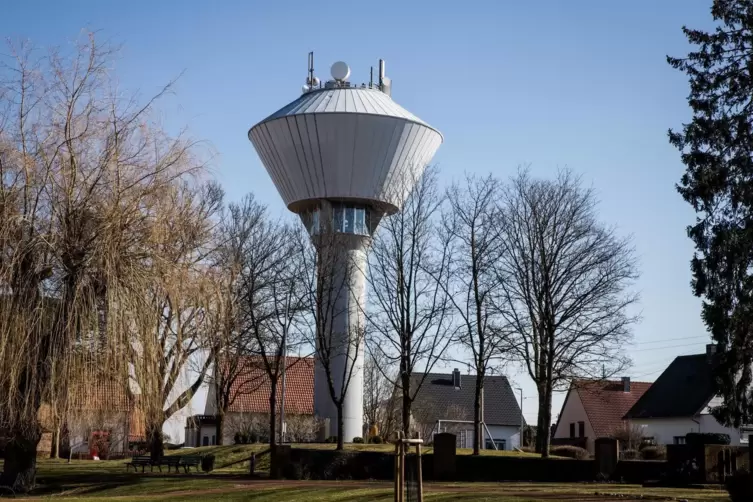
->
{"left": 574, "top": 379, "right": 652, "bottom": 438}
{"left": 226, "top": 356, "right": 314, "bottom": 415}
{"left": 70, "top": 379, "right": 133, "bottom": 413}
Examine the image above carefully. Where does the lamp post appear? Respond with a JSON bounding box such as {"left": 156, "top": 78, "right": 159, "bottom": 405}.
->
{"left": 514, "top": 387, "right": 523, "bottom": 449}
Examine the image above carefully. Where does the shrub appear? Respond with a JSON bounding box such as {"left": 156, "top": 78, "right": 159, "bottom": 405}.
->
{"left": 352, "top": 437, "right": 364, "bottom": 444}
{"left": 640, "top": 445, "right": 666, "bottom": 460}
{"left": 370, "top": 435, "right": 383, "bottom": 444}
{"left": 685, "top": 432, "right": 730, "bottom": 445}
{"left": 324, "top": 436, "right": 338, "bottom": 444}
{"left": 550, "top": 445, "right": 589, "bottom": 460}
{"left": 725, "top": 469, "right": 752, "bottom": 502}
{"left": 621, "top": 449, "right": 640, "bottom": 460}
{"left": 201, "top": 454, "right": 216, "bottom": 473}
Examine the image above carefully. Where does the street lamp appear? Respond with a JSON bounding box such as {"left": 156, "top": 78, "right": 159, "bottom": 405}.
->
{"left": 514, "top": 387, "right": 523, "bottom": 449}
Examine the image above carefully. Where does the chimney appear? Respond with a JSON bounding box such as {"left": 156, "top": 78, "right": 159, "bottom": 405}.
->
{"left": 452, "top": 368, "right": 461, "bottom": 389}
{"left": 706, "top": 344, "right": 717, "bottom": 363}
{"left": 621, "top": 376, "right": 631, "bottom": 393}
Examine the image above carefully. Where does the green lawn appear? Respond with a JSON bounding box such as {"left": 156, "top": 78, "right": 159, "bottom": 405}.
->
{"left": 0, "top": 450, "right": 733, "bottom": 501}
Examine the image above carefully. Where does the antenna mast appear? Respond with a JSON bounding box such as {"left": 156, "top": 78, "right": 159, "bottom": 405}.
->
{"left": 308, "top": 51, "right": 315, "bottom": 85}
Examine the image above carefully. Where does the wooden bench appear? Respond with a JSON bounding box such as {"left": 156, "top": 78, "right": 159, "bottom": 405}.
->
{"left": 125, "top": 455, "right": 154, "bottom": 473}
{"left": 178, "top": 455, "right": 202, "bottom": 473}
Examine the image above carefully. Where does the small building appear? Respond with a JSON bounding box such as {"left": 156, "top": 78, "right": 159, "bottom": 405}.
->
{"left": 37, "top": 379, "right": 144, "bottom": 458}
{"left": 624, "top": 344, "right": 753, "bottom": 446}
{"left": 411, "top": 369, "right": 524, "bottom": 450}
{"left": 186, "top": 356, "right": 315, "bottom": 446}
{"left": 552, "top": 377, "right": 651, "bottom": 453}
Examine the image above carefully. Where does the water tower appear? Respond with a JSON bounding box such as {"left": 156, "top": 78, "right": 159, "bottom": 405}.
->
{"left": 247, "top": 54, "right": 442, "bottom": 442}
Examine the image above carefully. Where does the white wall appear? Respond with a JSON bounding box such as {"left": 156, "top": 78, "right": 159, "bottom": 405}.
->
{"left": 185, "top": 425, "right": 217, "bottom": 447}
{"left": 553, "top": 390, "right": 595, "bottom": 445}
{"left": 633, "top": 414, "right": 747, "bottom": 446}
{"left": 440, "top": 425, "right": 520, "bottom": 450}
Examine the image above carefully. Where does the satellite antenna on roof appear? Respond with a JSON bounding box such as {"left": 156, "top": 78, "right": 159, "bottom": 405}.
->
{"left": 331, "top": 61, "right": 350, "bottom": 82}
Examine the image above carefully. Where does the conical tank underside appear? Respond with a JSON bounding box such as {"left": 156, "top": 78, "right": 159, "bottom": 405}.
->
{"left": 248, "top": 86, "right": 443, "bottom": 214}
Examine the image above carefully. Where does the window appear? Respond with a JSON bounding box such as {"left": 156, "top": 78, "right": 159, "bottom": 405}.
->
{"left": 569, "top": 423, "right": 575, "bottom": 438}
{"left": 333, "top": 207, "right": 343, "bottom": 233}
{"left": 202, "top": 436, "right": 209, "bottom": 446}
{"left": 344, "top": 206, "right": 354, "bottom": 233}
{"left": 673, "top": 436, "right": 686, "bottom": 445}
{"left": 578, "top": 421, "right": 585, "bottom": 438}
{"left": 212, "top": 435, "right": 216, "bottom": 446}
{"left": 311, "top": 209, "right": 320, "bottom": 235}
{"left": 355, "top": 208, "right": 366, "bottom": 234}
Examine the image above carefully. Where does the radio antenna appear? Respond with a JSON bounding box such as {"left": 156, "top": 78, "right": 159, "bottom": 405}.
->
{"left": 308, "top": 51, "right": 314, "bottom": 85}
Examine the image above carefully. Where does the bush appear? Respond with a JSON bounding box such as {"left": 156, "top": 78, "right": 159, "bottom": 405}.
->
{"left": 725, "top": 469, "right": 752, "bottom": 502}
{"left": 324, "top": 436, "right": 338, "bottom": 444}
{"left": 201, "top": 454, "right": 215, "bottom": 473}
{"left": 352, "top": 436, "right": 364, "bottom": 444}
{"left": 369, "top": 435, "right": 383, "bottom": 444}
{"left": 550, "top": 445, "right": 589, "bottom": 460}
{"left": 639, "top": 445, "right": 666, "bottom": 460}
{"left": 621, "top": 449, "right": 640, "bottom": 460}
{"left": 685, "top": 432, "right": 730, "bottom": 445}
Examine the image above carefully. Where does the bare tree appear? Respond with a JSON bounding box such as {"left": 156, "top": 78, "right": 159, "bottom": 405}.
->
{"left": 0, "top": 34, "right": 208, "bottom": 491}
{"left": 234, "top": 195, "right": 306, "bottom": 451}
{"left": 366, "top": 166, "right": 455, "bottom": 438}
{"left": 443, "top": 173, "right": 510, "bottom": 455}
{"left": 494, "top": 169, "right": 639, "bottom": 457}
{"left": 206, "top": 197, "right": 267, "bottom": 446}
{"left": 363, "top": 349, "right": 396, "bottom": 440}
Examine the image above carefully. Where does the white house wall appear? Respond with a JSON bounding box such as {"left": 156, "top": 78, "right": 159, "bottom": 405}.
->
{"left": 632, "top": 415, "right": 747, "bottom": 446}
{"left": 553, "top": 389, "right": 596, "bottom": 449}
{"left": 441, "top": 425, "right": 520, "bottom": 450}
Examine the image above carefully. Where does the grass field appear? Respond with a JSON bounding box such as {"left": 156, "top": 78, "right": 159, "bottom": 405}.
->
{"left": 0, "top": 446, "right": 733, "bottom": 501}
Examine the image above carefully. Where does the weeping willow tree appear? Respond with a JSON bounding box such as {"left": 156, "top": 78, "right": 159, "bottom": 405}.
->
{"left": 0, "top": 34, "right": 213, "bottom": 491}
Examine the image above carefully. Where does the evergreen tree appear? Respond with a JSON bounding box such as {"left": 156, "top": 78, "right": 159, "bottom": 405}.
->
{"left": 669, "top": 0, "right": 753, "bottom": 426}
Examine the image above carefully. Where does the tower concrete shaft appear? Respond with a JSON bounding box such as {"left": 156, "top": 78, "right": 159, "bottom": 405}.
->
{"left": 312, "top": 222, "right": 368, "bottom": 441}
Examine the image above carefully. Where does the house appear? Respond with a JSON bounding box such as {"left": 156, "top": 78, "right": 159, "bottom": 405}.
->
{"left": 552, "top": 377, "right": 651, "bottom": 453}
{"left": 37, "top": 379, "right": 144, "bottom": 458}
{"left": 186, "top": 356, "right": 315, "bottom": 446}
{"left": 411, "top": 369, "right": 524, "bottom": 450}
{"left": 623, "top": 344, "right": 753, "bottom": 446}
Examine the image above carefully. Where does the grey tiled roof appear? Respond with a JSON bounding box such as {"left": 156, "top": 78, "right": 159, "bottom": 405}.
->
{"left": 624, "top": 354, "right": 717, "bottom": 419}
{"left": 411, "top": 372, "right": 523, "bottom": 427}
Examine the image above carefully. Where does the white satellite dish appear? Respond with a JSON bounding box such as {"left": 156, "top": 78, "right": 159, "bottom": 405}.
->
{"left": 331, "top": 61, "right": 350, "bottom": 81}
{"left": 312, "top": 76, "right": 320, "bottom": 86}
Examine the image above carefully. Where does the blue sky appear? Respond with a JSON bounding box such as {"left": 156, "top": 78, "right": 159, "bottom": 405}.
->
{"left": 2, "top": 0, "right": 718, "bottom": 432}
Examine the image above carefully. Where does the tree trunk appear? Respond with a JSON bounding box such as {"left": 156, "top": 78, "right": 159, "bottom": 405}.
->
{"left": 269, "top": 380, "right": 278, "bottom": 451}
{"left": 535, "top": 384, "right": 547, "bottom": 455}
{"left": 473, "top": 373, "right": 483, "bottom": 455}
{"left": 401, "top": 387, "right": 411, "bottom": 438}
{"left": 335, "top": 402, "right": 345, "bottom": 450}
{"left": 147, "top": 423, "right": 164, "bottom": 461}
{"left": 540, "top": 376, "right": 553, "bottom": 458}
{"left": 215, "top": 410, "right": 225, "bottom": 446}
{"left": 50, "top": 425, "right": 60, "bottom": 459}
{"left": 0, "top": 428, "right": 41, "bottom": 493}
